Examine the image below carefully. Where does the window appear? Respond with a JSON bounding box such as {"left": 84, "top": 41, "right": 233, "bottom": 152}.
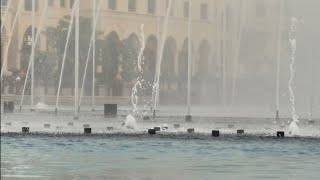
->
{"left": 1, "top": 0, "right": 8, "bottom": 6}
{"left": 148, "top": 0, "right": 155, "bottom": 14}
{"left": 200, "top": 3, "right": 208, "bottom": 20}
{"left": 166, "top": 0, "right": 174, "bottom": 16}
{"left": 48, "top": 0, "right": 54, "bottom": 7}
{"left": 184, "top": 1, "right": 189, "bottom": 18}
{"left": 70, "top": 0, "right": 74, "bottom": 8}
{"left": 256, "top": 2, "right": 265, "bottom": 17}
{"left": 24, "top": 0, "right": 38, "bottom": 11}
{"left": 108, "top": 0, "right": 116, "bottom": 10}
{"left": 60, "top": 0, "right": 65, "bottom": 8}
{"left": 128, "top": 0, "right": 136, "bottom": 12}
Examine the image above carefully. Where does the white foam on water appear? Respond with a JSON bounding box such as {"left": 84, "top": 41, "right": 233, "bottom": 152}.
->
{"left": 289, "top": 121, "right": 300, "bottom": 135}
{"left": 124, "top": 115, "right": 137, "bottom": 130}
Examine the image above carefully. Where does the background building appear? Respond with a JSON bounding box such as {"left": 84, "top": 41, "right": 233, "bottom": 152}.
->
{"left": 1, "top": 0, "right": 319, "bottom": 115}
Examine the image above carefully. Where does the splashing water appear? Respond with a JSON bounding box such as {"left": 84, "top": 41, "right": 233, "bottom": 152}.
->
{"left": 131, "top": 24, "right": 150, "bottom": 116}
{"left": 288, "top": 17, "right": 300, "bottom": 136}
{"left": 124, "top": 115, "right": 137, "bottom": 130}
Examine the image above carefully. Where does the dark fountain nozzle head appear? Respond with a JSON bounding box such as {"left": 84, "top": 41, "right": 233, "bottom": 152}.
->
{"left": 148, "top": 129, "right": 156, "bottom": 135}
{"left": 154, "top": 127, "right": 161, "bottom": 131}
{"left": 187, "top": 128, "right": 194, "bottom": 133}
{"left": 212, "top": 130, "right": 220, "bottom": 137}
{"left": 84, "top": 128, "right": 92, "bottom": 134}
{"left": 277, "top": 131, "right": 285, "bottom": 137}
{"left": 22, "top": 127, "right": 29, "bottom": 133}
{"left": 237, "top": 129, "right": 244, "bottom": 135}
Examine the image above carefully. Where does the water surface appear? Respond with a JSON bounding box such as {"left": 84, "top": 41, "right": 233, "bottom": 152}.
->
{"left": 1, "top": 134, "right": 320, "bottom": 179}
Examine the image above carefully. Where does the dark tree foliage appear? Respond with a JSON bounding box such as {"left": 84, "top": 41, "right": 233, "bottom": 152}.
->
{"left": 121, "top": 34, "right": 139, "bottom": 83}
{"left": 46, "top": 15, "right": 99, "bottom": 95}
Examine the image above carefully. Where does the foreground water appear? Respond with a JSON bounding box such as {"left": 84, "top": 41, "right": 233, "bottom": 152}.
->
{"left": 1, "top": 134, "right": 320, "bottom": 180}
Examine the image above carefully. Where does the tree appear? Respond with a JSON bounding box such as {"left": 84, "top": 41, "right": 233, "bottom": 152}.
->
{"left": 46, "top": 15, "right": 100, "bottom": 95}
{"left": 121, "top": 34, "right": 139, "bottom": 83}
{"left": 102, "top": 31, "right": 122, "bottom": 96}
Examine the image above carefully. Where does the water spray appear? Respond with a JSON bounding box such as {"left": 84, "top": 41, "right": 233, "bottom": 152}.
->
{"left": 152, "top": 0, "right": 173, "bottom": 117}
{"left": 78, "top": 0, "right": 103, "bottom": 112}
{"left": 55, "top": 1, "right": 77, "bottom": 114}
{"left": 288, "top": 17, "right": 301, "bottom": 136}
{"left": 19, "top": 0, "right": 49, "bottom": 112}
{"left": 0, "top": 0, "right": 12, "bottom": 32}
{"left": 131, "top": 24, "right": 148, "bottom": 117}
{"left": 0, "top": 0, "right": 23, "bottom": 79}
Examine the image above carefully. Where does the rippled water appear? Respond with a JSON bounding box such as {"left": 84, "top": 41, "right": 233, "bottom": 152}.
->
{"left": 1, "top": 134, "right": 320, "bottom": 179}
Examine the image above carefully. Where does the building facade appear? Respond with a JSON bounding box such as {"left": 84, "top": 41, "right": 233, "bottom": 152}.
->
{"left": 1, "top": 0, "right": 285, "bottom": 105}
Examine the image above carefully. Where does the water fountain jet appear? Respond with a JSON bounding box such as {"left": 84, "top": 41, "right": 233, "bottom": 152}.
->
{"left": 19, "top": 0, "right": 49, "bottom": 112}
{"left": 288, "top": 17, "right": 301, "bottom": 136}
{"left": 275, "top": 0, "right": 284, "bottom": 121}
{"left": 186, "top": 0, "right": 192, "bottom": 121}
{"left": 74, "top": 0, "right": 80, "bottom": 119}
{"left": 78, "top": 0, "right": 103, "bottom": 111}
{"left": 0, "top": 0, "right": 23, "bottom": 79}
{"left": 152, "top": 0, "right": 173, "bottom": 116}
{"left": 130, "top": 24, "right": 152, "bottom": 119}
{"left": 0, "top": 0, "right": 12, "bottom": 32}
{"left": 55, "top": 1, "right": 77, "bottom": 114}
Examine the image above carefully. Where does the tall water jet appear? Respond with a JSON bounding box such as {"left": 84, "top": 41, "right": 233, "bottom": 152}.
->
{"left": 231, "top": 0, "right": 247, "bottom": 106}
{"left": 92, "top": 0, "right": 97, "bottom": 111}
{"left": 0, "top": 0, "right": 12, "bottom": 32}
{"left": 309, "top": 50, "right": 315, "bottom": 121}
{"left": 288, "top": 17, "right": 300, "bottom": 136}
{"left": 153, "top": 0, "right": 161, "bottom": 110}
{"left": 187, "top": 0, "right": 192, "bottom": 119}
{"left": 0, "top": 0, "right": 23, "bottom": 79}
{"left": 55, "top": 1, "right": 77, "bottom": 114}
{"left": 220, "top": 2, "right": 227, "bottom": 106}
{"left": 30, "top": 0, "right": 35, "bottom": 111}
{"left": 19, "top": 0, "right": 49, "bottom": 111}
{"left": 216, "top": 2, "right": 226, "bottom": 106}
{"left": 74, "top": 0, "right": 80, "bottom": 119}
{"left": 275, "top": 0, "right": 284, "bottom": 121}
{"left": 131, "top": 24, "right": 148, "bottom": 116}
{"left": 79, "top": 0, "right": 103, "bottom": 111}
{"left": 308, "top": 37, "right": 315, "bottom": 121}
{"left": 152, "top": 0, "right": 173, "bottom": 116}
